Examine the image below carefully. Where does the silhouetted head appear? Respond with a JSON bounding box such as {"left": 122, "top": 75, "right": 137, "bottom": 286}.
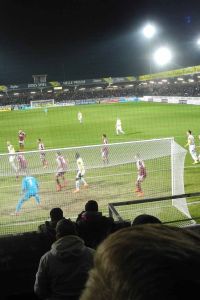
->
{"left": 56, "top": 218, "right": 77, "bottom": 239}
{"left": 132, "top": 214, "right": 162, "bottom": 226}
{"left": 50, "top": 207, "right": 64, "bottom": 222}
{"left": 85, "top": 200, "right": 98, "bottom": 212}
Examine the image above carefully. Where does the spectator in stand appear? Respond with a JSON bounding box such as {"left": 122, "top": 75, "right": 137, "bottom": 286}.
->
{"left": 80, "top": 224, "right": 200, "bottom": 300}
{"left": 76, "top": 200, "right": 99, "bottom": 222}
{"left": 76, "top": 200, "right": 114, "bottom": 249}
{"left": 34, "top": 218, "right": 94, "bottom": 300}
{"left": 132, "top": 213, "right": 161, "bottom": 226}
{"left": 38, "top": 207, "right": 65, "bottom": 241}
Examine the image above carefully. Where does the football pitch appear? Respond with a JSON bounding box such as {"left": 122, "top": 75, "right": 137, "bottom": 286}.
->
{"left": 0, "top": 102, "right": 200, "bottom": 235}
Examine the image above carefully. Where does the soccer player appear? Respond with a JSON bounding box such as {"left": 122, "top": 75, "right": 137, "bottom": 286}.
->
{"left": 135, "top": 154, "right": 147, "bottom": 197}
{"left": 73, "top": 153, "right": 88, "bottom": 193}
{"left": 101, "top": 134, "right": 109, "bottom": 164}
{"left": 44, "top": 107, "right": 48, "bottom": 115}
{"left": 18, "top": 129, "right": 26, "bottom": 150}
{"left": 16, "top": 150, "right": 27, "bottom": 175}
{"left": 37, "top": 138, "right": 48, "bottom": 168}
{"left": 185, "top": 130, "right": 198, "bottom": 164}
{"left": 77, "top": 111, "right": 83, "bottom": 123}
{"left": 116, "top": 118, "right": 125, "bottom": 135}
{"left": 55, "top": 152, "right": 67, "bottom": 192}
{"left": 11, "top": 175, "right": 41, "bottom": 215}
{"left": 7, "top": 141, "right": 17, "bottom": 173}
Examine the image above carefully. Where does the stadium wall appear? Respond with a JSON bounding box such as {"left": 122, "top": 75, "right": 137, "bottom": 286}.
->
{"left": 142, "top": 96, "right": 200, "bottom": 105}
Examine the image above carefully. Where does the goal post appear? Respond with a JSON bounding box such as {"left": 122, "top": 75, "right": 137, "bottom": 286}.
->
{"left": 0, "top": 138, "right": 191, "bottom": 223}
{"left": 171, "top": 141, "right": 191, "bottom": 218}
{"left": 30, "top": 99, "right": 55, "bottom": 108}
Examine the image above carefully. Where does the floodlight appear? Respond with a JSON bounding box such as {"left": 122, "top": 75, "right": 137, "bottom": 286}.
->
{"left": 143, "top": 24, "right": 156, "bottom": 39}
{"left": 197, "top": 38, "right": 200, "bottom": 45}
{"left": 153, "top": 47, "right": 172, "bottom": 66}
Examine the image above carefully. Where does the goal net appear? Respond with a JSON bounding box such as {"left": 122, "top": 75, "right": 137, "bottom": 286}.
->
{"left": 0, "top": 138, "right": 191, "bottom": 235}
{"left": 30, "top": 99, "right": 55, "bottom": 108}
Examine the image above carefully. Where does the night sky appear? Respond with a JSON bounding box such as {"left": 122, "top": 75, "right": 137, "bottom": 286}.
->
{"left": 0, "top": 0, "right": 200, "bottom": 84}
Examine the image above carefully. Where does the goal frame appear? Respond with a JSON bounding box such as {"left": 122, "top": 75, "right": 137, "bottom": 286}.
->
{"left": 30, "top": 99, "right": 55, "bottom": 108}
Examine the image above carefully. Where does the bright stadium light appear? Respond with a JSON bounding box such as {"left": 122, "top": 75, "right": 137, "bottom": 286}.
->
{"left": 153, "top": 47, "right": 172, "bottom": 66}
{"left": 143, "top": 23, "right": 156, "bottom": 39}
{"left": 197, "top": 38, "right": 200, "bottom": 46}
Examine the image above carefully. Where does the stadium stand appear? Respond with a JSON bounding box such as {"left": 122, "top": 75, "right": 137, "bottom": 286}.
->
{"left": 1, "top": 214, "right": 200, "bottom": 299}
{"left": 1, "top": 67, "right": 200, "bottom": 298}
{"left": 0, "top": 231, "right": 52, "bottom": 299}
{"left": 1, "top": 73, "right": 200, "bottom": 106}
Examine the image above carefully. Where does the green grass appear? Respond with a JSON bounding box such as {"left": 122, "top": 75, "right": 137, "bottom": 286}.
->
{"left": 0, "top": 102, "right": 200, "bottom": 234}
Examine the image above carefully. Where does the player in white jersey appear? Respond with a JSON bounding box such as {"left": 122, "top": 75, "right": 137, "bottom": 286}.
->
{"left": 185, "top": 130, "right": 198, "bottom": 164}
{"left": 37, "top": 138, "right": 48, "bottom": 168}
{"left": 73, "top": 153, "right": 88, "bottom": 193}
{"left": 77, "top": 111, "right": 83, "bottom": 123}
{"left": 7, "top": 141, "right": 17, "bottom": 173}
{"left": 55, "top": 152, "right": 67, "bottom": 191}
{"left": 116, "top": 118, "right": 125, "bottom": 135}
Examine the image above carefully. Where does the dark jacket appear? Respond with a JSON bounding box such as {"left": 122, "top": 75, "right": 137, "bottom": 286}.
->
{"left": 77, "top": 211, "right": 114, "bottom": 249}
{"left": 34, "top": 235, "right": 94, "bottom": 300}
{"left": 38, "top": 218, "right": 65, "bottom": 241}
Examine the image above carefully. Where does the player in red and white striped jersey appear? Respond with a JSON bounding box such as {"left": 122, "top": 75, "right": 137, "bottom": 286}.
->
{"left": 55, "top": 152, "right": 67, "bottom": 191}
{"left": 16, "top": 151, "right": 27, "bottom": 176}
{"left": 37, "top": 139, "right": 48, "bottom": 168}
{"left": 101, "top": 134, "right": 109, "bottom": 164}
{"left": 135, "top": 154, "right": 147, "bottom": 197}
{"left": 18, "top": 130, "right": 26, "bottom": 150}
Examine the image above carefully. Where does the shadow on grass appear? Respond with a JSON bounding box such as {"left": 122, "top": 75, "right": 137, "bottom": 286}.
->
{"left": 125, "top": 132, "right": 143, "bottom": 136}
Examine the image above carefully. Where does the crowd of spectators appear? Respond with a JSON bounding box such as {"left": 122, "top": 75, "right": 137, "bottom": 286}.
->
{"left": 1, "top": 77, "right": 200, "bottom": 106}
{"left": 1, "top": 199, "right": 200, "bottom": 300}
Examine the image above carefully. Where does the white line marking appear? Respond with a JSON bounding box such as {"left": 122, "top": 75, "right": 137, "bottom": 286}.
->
{"left": 0, "top": 164, "right": 199, "bottom": 190}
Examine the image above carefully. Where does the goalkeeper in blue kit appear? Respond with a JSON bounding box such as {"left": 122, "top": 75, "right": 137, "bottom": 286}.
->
{"left": 12, "top": 176, "right": 41, "bottom": 215}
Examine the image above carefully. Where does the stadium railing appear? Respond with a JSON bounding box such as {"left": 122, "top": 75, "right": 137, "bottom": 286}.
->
{"left": 108, "top": 192, "right": 200, "bottom": 226}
